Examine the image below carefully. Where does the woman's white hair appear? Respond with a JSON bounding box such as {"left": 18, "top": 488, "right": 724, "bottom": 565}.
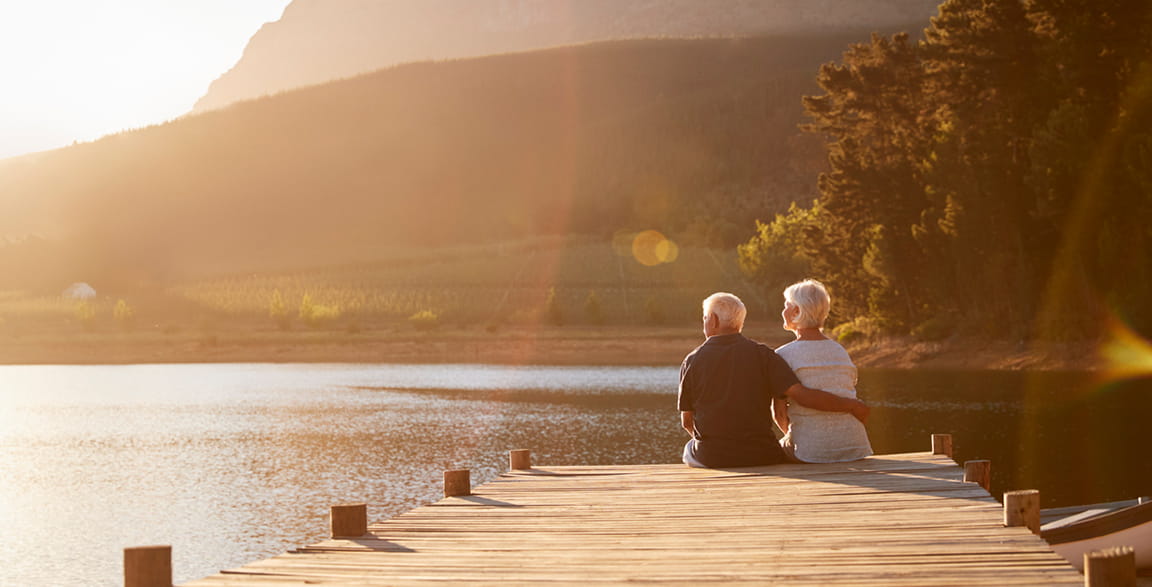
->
{"left": 783, "top": 279, "right": 830, "bottom": 329}
{"left": 703, "top": 292, "right": 747, "bottom": 331}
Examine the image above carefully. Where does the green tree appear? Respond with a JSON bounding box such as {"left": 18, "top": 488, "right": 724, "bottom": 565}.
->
{"left": 737, "top": 202, "right": 820, "bottom": 312}
{"left": 920, "top": 0, "right": 1050, "bottom": 334}
{"left": 741, "top": 0, "right": 1152, "bottom": 339}
{"left": 801, "top": 32, "right": 933, "bottom": 328}
{"left": 1026, "top": 0, "right": 1152, "bottom": 338}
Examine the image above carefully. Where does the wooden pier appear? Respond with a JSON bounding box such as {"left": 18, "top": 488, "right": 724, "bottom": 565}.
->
{"left": 170, "top": 443, "right": 1094, "bottom": 586}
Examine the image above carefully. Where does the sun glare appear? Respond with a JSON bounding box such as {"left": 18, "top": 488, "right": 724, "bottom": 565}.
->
{"left": 0, "top": 0, "right": 290, "bottom": 159}
{"left": 1098, "top": 312, "right": 1152, "bottom": 383}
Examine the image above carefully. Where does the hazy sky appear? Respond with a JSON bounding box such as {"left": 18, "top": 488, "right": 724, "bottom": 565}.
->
{"left": 0, "top": 0, "right": 291, "bottom": 160}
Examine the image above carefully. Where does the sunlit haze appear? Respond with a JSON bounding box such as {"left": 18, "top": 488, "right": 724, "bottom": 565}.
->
{"left": 0, "top": 0, "right": 290, "bottom": 160}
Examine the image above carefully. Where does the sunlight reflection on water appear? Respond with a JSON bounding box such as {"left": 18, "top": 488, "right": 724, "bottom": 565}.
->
{"left": 0, "top": 364, "right": 679, "bottom": 587}
{"left": 0, "top": 364, "right": 1147, "bottom": 586}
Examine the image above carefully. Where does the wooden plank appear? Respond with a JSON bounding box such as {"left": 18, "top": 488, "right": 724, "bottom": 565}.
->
{"left": 181, "top": 453, "right": 1082, "bottom": 586}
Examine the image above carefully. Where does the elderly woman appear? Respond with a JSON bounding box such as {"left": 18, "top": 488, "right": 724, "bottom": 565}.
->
{"left": 773, "top": 279, "right": 873, "bottom": 463}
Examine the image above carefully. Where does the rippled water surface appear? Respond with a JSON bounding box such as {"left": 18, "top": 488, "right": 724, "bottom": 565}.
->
{"left": 0, "top": 364, "right": 1148, "bottom": 586}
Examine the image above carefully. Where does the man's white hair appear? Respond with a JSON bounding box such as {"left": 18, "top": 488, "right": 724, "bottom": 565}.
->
{"left": 783, "top": 279, "right": 830, "bottom": 329}
{"left": 703, "top": 292, "right": 746, "bottom": 331}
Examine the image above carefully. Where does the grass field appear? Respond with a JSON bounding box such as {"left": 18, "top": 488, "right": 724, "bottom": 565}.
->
{"left": 0, "top": 236, "right": 779, "bottom": 339}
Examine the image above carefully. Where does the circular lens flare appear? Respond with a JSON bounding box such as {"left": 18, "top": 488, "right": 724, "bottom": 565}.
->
{"left": 631, "top": 230, "right": 678, "bottom": 266}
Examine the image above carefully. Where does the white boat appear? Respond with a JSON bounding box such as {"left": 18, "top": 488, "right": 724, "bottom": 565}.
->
{"left": 1040, "top": 497, "right": 1152, "bottom": 571}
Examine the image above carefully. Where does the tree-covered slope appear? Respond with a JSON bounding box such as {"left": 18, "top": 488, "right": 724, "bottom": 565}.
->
{"left": 1, "top": 31, "right": 908, "bottom": 287}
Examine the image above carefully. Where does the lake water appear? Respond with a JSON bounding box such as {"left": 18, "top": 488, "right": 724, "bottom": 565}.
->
{"left": 0, "top": 363, "right": 1148, "bottom": 586}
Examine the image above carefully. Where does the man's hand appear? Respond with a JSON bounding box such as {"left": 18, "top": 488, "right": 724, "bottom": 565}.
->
{"left": 785, "top": 383, "right": 870, "bottom": 424}
{"left": 681, "top": 411, "right": 696, "bottom": 437}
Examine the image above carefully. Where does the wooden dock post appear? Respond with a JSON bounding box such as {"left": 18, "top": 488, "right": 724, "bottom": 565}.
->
{"left": 509, "top": 449, "right": 532, "bottom": 470}
{"left": 124, "top": 545, "right": 172, "bottom": 587}
{"left": 1004, "top": 489, "right": 1041, "bottom": 534}
{"left": 931, "top": 434, "right": 953, "bottom": 459}
{"left": 444, "top": 469, "right": 471, "bottom": 497}
{"left": 963, "top": 459, "right": 991, "bottom": 491}
{"left": 330, "top": 503, "right": 368, "bottom": 538}
{"left": 1084, "top": 546, "right": 1136, "bottom": 586}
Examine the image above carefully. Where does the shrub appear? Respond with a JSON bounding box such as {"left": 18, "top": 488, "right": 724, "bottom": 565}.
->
{"left": 912, "top": 315, "right": 954, "bottom": 341}
{"left": 113, "top": 299, "right": 135, "bottom": 330}
{"left": 299, "top": 293, "right": 341, "bottom": 328}
{"left": 269, "top": 289, "right": 290, "bottom": 330}
{"left": 829, "top": 317, "right": 882, "bottom": 345}
{"left": 308, "top": 304, "right": 342, "bottom": 326}
{"left": 298, "top": 294, "right": 315, "bottom": 323}
{"left": 409, "top": 309, "right": 439, "bottom": 331}
{"left": 834, "top": 324, "right": 865, "bottom": 345}
{"left": 75, "top": 301, "right": 97, "bottom": 330}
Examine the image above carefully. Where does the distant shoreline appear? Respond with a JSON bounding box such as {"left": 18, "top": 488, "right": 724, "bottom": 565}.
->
{"left": 0, "top": 324, "right": 1098, "bottom": 371}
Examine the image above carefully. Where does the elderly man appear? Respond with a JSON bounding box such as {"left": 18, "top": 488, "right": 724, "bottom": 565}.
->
{"left": 679, "top": 292, "right": 869, "bottom": 468}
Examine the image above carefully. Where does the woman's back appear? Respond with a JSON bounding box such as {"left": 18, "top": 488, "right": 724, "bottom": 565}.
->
{"left": 776, "top": 339, "right": 873, "bottom": 463}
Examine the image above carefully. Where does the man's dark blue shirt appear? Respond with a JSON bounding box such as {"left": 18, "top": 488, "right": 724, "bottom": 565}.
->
{"left": 678, "top": 333, "right": 799, "bottom": 467}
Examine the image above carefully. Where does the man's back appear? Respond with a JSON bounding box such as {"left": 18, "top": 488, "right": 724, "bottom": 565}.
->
{"left": 678, "top": 333, "right": 798, "bottom": 467}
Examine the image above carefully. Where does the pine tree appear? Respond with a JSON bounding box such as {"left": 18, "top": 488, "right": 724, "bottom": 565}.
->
{"left": 802, "top": 32, "right": 933, "bottom": 328}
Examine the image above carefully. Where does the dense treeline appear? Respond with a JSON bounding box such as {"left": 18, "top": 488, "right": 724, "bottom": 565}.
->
{"left": 740, "top": 0, "right": 1152, "bottom": 340}
{"left": 0, "top": 31, "right": 899, "bottom": 290}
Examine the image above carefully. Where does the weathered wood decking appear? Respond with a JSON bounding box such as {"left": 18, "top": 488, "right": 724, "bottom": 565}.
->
{"left": 183, "top": 452, "right": 1083, "bottom": 585}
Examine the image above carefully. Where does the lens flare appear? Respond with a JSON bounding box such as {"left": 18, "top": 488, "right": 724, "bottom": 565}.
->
{"left": 1099, "top": 313, "right": 1152, "bottom": 382}
{"left": 631, "top": 230, "right": 679, "bottom": 267}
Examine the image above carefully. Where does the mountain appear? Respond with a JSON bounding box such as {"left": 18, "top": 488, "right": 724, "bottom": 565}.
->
{"left": 194, "top": 0, "right": 940, "bottom": 112}
{"left": 1, "top": 31, "right": 914, "bottom": 288}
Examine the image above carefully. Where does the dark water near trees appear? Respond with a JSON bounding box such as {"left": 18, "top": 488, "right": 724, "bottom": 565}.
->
{"left": 0, "top": 364, "right": 1147, "bottom": 586}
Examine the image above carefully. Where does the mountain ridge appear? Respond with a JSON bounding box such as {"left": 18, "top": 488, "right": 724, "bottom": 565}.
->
{"left": 194, "top": 0, "right": 940, "bottom": 112}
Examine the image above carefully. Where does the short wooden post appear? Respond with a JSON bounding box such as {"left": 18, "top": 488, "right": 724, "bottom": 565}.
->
{"left": 931, "top": 434, "right": 953, "bottom": 459}
{"left": 444, "top": 469, "right": 471, "bottom": 497}
{"left": 1084, "top": 546, "right": 1136, "bottom": 587}
{"left": 509, "top": 449, "right": 532, "bottom": 470}
{"left": 330, "top": 503, "right": 368, "bottom": 538}
{"left": 124, "top": 545, "right": 172, "bottom": 587}
{"left": 1004, "top": 489, "right": 1040, "bottom": 534}
{"left": 963, "top": 459, "right": 991, "bottom": 491}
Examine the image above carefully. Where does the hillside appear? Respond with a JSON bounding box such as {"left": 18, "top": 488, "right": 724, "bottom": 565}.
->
{"left": 195, "top": 0, "right": 941, "bottom": 112}
{"left": 0, "top": 32, "right": 911, "bottom": 290}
